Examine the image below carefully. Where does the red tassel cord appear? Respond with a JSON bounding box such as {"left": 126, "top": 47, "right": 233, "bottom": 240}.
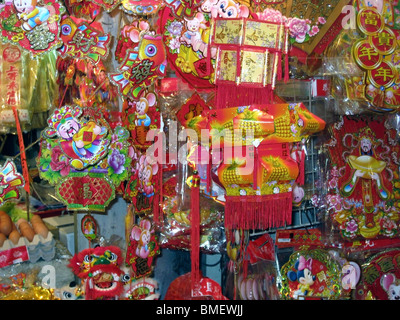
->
{"left": 12, "top": 107, "right": 30, "bottom": 195}
{"left": 206, "top": 148, "right": 212, "bottom": 194}
{"left": 253, "top": 147, "right": 259, "bottom": 190}
{"left": 224, "top": 193, "right": 293, "bottom": 230}
{"left": 276, "top": 52, "right": 282, "bottom": 81}
{"left": 153, "top": 164, "right": 163, "bottom": 226}
{"left": 191, "top": 171, "right": 201, "bottom": 296}
{"left": 297, "top": 147, "right": 306, "bottom": 186}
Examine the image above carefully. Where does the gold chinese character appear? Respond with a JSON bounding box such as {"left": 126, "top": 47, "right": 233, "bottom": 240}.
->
{"left": 377, "top": 32, "right": 394, "bottom": 46}
{"left": 359, "top": 46, "right": 379, "bottom": 60}
{"left": 377, "top": 256, "right": 395, "bottom": 273}
{"left": 362, "top": 11, "right": 379, "bottom": 26}
{"left": 364, "top": 265, "right": 380, "bottom": 285}
{"left": 70, "top": 32, "right": 96, "bottom": 53}
{"left": 83, "top": 183, "right": 92, "bottom": 199}
{"left": 375, "top": 67, "right": 394, "bottom": 81}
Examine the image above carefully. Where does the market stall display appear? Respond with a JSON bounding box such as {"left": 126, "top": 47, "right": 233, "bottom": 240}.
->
{"left": 0, "top": 0, "right": 400, "bottom": 303}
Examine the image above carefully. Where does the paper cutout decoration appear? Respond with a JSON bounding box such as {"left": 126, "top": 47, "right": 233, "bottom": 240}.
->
{"left": 0, "top": 159, "right": 25, "bottom": 205}
{"left": 159, "top": 7, "right": 215, "bottom": 90}
{"left": 176, "top": 92, "right": 207, "bottom": 126}
{"left": 122, "top": 90, "right": 160, "bottom": 149}
{"left": 351, "top": 3, "right": 400, "bottom": 111}
{"left": 115, "top": 20, "right": 150, "bottom": 63}
{"left": 125, "top": 218, "right": 160, "bottom": 279}
{"left": 355, "top": 249, "right": 400, "bottom": 300}
{"left": 280, "top": 249, "right": 343, "bottom": 300}
{"left": 0, "top": 0, "right": 65, "bottom": 57}
{"left": 59, "top": 16, "right": 111, "bottom": 64}
{"left": 323, "top": 115, "right": 400, "bottom": 241}
{"left": 110, "top": 29, "right": 167, "bottom": 99}
{"left": 37, "top": 107, "right": 130, "bottom": 211}
{"left": 56, "top": 173, "right": 115, "bottom": 211}
{"left": 122, "top": 90, "right": 161, "bottom": 213}
{"left": 43, "top": 105, "right": 109, "bottom": 170}
{"left": 125, "top": 149, "right": 160, "bottom": 215}
{"left": 120, "top": 0, "right": 161, "bottom": 15}
{"left": 68, "top": 246, "right": 124, "bottom": 300}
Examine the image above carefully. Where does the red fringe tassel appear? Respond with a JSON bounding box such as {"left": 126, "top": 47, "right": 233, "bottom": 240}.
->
{"left": 215, "top": 85, "right": 272, "bottom": 109}
{"left": 224, "top": 193, "right": 293, "bottom": 230}
{"left": 284, "top": 53, "right": 289, "bottom": 83}
{"left": 276, "top": 52, "right": 282, "bottom": 81}
{"left": 206, "top": 149, "right": 212, "bottom": 194}
{"left": 153, "top": 164, "right": 163, "bottom": 226}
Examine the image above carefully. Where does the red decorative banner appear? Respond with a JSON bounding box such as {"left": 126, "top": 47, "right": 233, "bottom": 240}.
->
{"left": 56, "top": 173, "right": 115, "bottom": 211}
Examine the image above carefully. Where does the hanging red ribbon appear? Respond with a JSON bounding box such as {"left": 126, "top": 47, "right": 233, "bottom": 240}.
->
{"left": 11, "top": 106, "right": 30, "bottom": 194}
{"left": 190, "top": 171, "right": 201, "bottom": 296}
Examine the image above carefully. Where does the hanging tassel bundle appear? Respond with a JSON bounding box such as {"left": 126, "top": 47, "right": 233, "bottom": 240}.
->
{"left": 190, "top": 170, "right": 201, "bottom": 295}
{"left": 215, "top": 85, "right": 273, "bottom": 109}
{"left": 224, "top": 193, "right": 293, "bottom": 230}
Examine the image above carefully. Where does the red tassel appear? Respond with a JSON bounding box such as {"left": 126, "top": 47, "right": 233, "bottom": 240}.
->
{"left": 276, "top": 52, "right": 282, "bottom": 81}
{"left": 206, "top": 148, "right": 212, "bottom": 194}
{"left": 153, "top": 193, "right": 160, "bottom": 227}
{"left": 191, "top": 172, "right": 201, "bottom": 296}
{"left": 215, "top": 85, "right": 272, "bottom": 109}
{"left": 153, "top": 164, "right": 163, "bottom": 226}
{"left": 296, "top": 148, "right": 306, "bottom": 186}
{"left": 253, "top": 147, "right": 258, "bottom": 190}
{"left": 224, "top": 193, "right": 292, "bottom": 230}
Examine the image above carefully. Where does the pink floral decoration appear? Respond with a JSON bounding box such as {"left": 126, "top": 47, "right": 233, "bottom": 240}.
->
{"left": 50, "top": 146, "right": 70, "bottom": 176}
{"left": 287, "top": 17, "right": 310, "bottom": 43}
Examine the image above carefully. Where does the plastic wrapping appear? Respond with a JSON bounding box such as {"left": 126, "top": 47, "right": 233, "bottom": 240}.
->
{"left": 323, "top": 0, "right": 400, "bottom": 114}
{"left": 279, "top": 247, "right": 360, "bottom": 300}
{"left": 0, "top": 45, "right": 58, "bottom": 133}
{"left": 224, "top": 233, "right": 280, "bottom": 300}
{"left": 349, "top": 247, "right": 400, "bottom": 300}
{"left": 319, "top": 115, "right": 400, "bottom": 244}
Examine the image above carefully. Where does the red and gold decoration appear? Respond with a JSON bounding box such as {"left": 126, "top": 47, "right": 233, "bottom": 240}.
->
{"left": 352, "top": 3, "right": 400, "bottom": 110}
{"left": 0, "top": 0, "right": 65, "bottom": 57}
{"left": 58, "top": 16, "right": 111, "bottom": 64}
{"left": 37, "top": 106, "right": 130, "bottom": 212}
{"left": 323, "top": 115, "right": 400, "bottom": 241}
{"left": 355, "top": 249, "right": 400, "bottom": 300}
{"left": 125, "top": 215, "right": 160, "bottom": 279}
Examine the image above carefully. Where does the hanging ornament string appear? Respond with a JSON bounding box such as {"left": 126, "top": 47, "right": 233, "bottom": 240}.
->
{"left": 11, "top": 107, "right": 30, "bottom": 195}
